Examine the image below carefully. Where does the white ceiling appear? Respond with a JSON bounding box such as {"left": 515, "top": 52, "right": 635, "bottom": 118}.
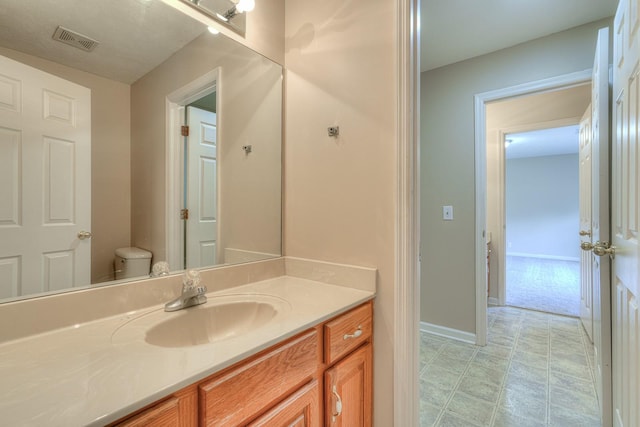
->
{"left": 421, "top": 0, "right": 618, "bottom": 72}
{"left": 0, "top": 0, "right": 208, "bottom": 84}
{"left": 505, "top": 126, "right": 579, "bottom": 160}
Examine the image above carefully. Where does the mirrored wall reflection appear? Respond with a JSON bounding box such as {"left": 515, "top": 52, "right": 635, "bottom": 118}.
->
{"left": 0, "top": 0, "right": 282, "bottom": 303}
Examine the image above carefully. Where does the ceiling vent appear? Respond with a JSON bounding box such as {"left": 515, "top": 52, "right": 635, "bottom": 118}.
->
{"left": 52, "top": 26, "right": 99, "bottom": 52}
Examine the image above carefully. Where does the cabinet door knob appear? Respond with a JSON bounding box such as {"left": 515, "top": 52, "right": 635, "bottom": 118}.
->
{"left": 331, "top": 385, "right": 343, "bottom": 422}
{"left": 343, "top": 326, "right": 362, "bottom": 340}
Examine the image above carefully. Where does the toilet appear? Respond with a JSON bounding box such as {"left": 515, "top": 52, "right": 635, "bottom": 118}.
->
{"left": 114, "top": 247, "right": 152, "bottom": 280}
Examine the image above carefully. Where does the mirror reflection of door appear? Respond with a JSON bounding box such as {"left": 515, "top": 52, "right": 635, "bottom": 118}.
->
{"left": 0, "top": 55, "right": 91, "bottom": 299}
{"left": 184, "top": 102, "right": 218, "bottom": 269}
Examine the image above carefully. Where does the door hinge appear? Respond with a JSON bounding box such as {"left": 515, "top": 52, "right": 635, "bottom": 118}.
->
{"left": 180, "top": 208, "right": 189, "bottom": 220}
{"left": 181, "top": 125, "right": 189, "bottom": 136}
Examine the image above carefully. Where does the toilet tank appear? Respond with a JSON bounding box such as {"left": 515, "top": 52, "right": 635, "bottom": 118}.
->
{"left": 115, "top": 247, "right": 152, "bottom": 280}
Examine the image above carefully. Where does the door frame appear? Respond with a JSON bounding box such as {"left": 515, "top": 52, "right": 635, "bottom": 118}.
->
{"left": 473, "top": 69, "right": 592, "bottom": 345}
{"left": 166, "top": 69, "right": 220, "bottom": 271}
{"left": 395, "top": 0, "right": 420, "bottom": 425}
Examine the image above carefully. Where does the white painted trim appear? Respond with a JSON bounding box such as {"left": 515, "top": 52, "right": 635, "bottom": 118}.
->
{"left": 395, "top": 0, "right": 420, "bottom": 426}
{"left": 165, "top": 69, "right": 220, "bottom": 271}
{"left": 474, "top": 94, "right": 489, "bottom": 347}
{"left": 420, "top": 322, "right": 477, "bottom": 344}
{"left": 507, "top": 252, "right": 580, "bottom": 262}
{"left": 488, "top": 297, "right": 499, "bottom": 306}
{"left": 474, "top": 68, "right": 592, "bottom": 348}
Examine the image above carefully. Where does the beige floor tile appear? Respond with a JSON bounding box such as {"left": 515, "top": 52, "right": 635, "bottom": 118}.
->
{"left": 429, "top": 354, "right": 471, "bottom": 375}
{"left": 511, "top": 350, "right": 549, "bottom": 370}
{"left": 548, "top": 403, "right": 601, "bottom": 427}
{"left": 421, "top": 364, "right": 462, "bottom": 390}
{"left": 549, "top": 371, "right": 595, "bottom": 394}
{"left": 508, "top": 361, "right": 548, "bottom": 385}
{"left": 457, "top": 374, "right": 502, "bottom": 403}
{"left": 488, "top": 334, "right": 517, "bottom": 348}
{"left": 420, "top": 306, "right": 599, "bottom": 427}
{"left": 498, "top": 388, "right": 547, "bottom": 422}
{"left": 502, "top": 376, "right": 547, "bottom": 402}
{"left": 548, "top": 357, "right": 592, "bottom": 381}
{"left": 493, "top": 409, "right": 546, "bottom": 427}
{"left": 515, "top": 339, "right": 549, "bottom": 357}
{"left": 419, "top": 400, "right": 442, "bottom": 427}
{"left": 472, "top": 351, "right": 511, "bottom": 371}
{"left": 420, "top": 375, "right": 456, "bottom": 407}
{"left": 437, "top": 412, "right": 483, "bottom": 427}
{"left": 548, "top": 385, "right": 600, "bottom": 418}
{"left": 464, "top": 362, "right": 506, "bottom": 387}
{"left": 446, "top": 391, "right": 496, "bottom": 426}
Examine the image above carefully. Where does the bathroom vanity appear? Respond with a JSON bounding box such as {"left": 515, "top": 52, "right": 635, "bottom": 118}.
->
{"left": 0, "top": 257, "right": 375, "bottom": 426}
{"left": 112, "top": 301, "right": 372, "bottom": 426}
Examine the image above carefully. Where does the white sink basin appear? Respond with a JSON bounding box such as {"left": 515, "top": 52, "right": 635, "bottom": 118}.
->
{"left": 112, "top": 294, "right": 291, "bottom": 348}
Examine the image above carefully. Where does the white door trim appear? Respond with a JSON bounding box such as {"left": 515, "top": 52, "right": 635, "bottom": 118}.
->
{"left": 395, "top": 0, "right": 420, "bottom": 426}
{"left": 166, "top": 69, "right": 220, "bottom": 271}
{"left": 474, "top": 69, "right": 592, "bottom": 345}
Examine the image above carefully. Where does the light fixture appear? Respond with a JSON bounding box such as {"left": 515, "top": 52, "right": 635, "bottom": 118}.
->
{"left": 236, "top": 0, "right": 255, "bottom": 13}
{"left": 207, "top": 26, "right": 220, "bottom": 35}
{"left": 223, "top": 0, "right": 255, "bottom": 21}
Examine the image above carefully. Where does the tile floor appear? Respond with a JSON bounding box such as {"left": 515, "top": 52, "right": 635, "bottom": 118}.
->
{"left": 419, "top": 306, "right": 600, "bottom": 427}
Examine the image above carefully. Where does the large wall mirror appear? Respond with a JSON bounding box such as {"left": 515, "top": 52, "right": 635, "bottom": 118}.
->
{"left": 0, "top": 0, "right": 282, "bottom": 303}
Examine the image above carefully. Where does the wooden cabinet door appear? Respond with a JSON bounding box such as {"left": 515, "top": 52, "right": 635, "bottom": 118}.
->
{"left": 115, "top": 386, "right": 197, "bottom": 427}
{"left": 248, "top": 380, "right": 320, "bottom": 427}
{"left": 199, "top": 329, "right": 319, "bottom": 426}
{"left": 324, "top": 344, "right": 372, "bottom": 427}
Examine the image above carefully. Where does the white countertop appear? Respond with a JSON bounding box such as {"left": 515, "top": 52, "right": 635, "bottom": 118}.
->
{"left": 0, "top": 276, "right": 374, "bottom": 426}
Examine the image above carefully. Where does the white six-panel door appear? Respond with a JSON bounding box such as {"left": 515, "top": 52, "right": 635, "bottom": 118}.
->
{"left": 588, "top": 27, "right": 613, "bottom": 427}
{"left": 185, "top": 106, "right": 218, "bottom": 269}
{"left": 0, "top": 55, "right": 91, "bottom": 299}
{"left": 579, "top": 104, "right": 594, "bottom": 343}
{"left": 612, "top": 0, "right": 640, "bottom": 426}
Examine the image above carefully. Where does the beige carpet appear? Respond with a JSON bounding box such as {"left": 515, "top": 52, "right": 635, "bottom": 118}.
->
{"left": 506, "top": 256, "right": 580, "bottom": 317}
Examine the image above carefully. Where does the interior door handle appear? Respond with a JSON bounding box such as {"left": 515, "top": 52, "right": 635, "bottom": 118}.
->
{"left": 593, "top": 241, "right": 616, "bottom": 259}
{"left": 580, "top": 242, "right": 594, "bottom": 251}
{"left": 77, "top": 231, "right": 92, "bottom": 240}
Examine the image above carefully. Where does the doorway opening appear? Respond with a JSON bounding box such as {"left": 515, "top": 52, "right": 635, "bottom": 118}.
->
{"left": 502, "top": 125, "right": 582, "bottom": 317}
{"left": 484, "top": 81, "right": 590, "bottom": 319}
{"left": 165, "top": 69, "right": 220, "bottom": 272}
{"left": 473, "top": 70, "right": 592, "bottom": 345}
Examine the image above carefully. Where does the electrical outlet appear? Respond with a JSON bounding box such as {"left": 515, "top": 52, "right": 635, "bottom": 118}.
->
{"left": 443, "top": 205, "right": 453, "bottom": 221}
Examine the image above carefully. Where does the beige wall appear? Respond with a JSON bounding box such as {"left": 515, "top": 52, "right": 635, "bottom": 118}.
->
{"left": 486, "top": 85, "right": 591, "bottom": 300}
{"left": 218, "top": 56, "right": 282, "bottom": 260}
{"left": 131, "top": 32, "right": 283, "bottom": 265}
{"left": 0, "top": 46, "right": 131, "bottom": 284}
{"left": 420, "top": 19, "right": 610, "bottom": 333}
{"left": 284, "top": 0, "right": 397, "bottom": 424}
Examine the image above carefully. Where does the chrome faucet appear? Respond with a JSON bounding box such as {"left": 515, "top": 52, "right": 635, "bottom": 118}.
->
{"left": 165, "top": 270, "right": 207, "bottom": 312}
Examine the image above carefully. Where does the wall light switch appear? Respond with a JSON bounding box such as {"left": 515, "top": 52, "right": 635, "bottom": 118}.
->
{"left": 443, "top": 205, "right": 453, "bottom": 221}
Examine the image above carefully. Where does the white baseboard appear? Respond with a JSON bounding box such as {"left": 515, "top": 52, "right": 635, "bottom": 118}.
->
{"left": 488, "top": 297, "right": 499, "bottom": 306}
{"left": 420, "top": 321, "right": 476, "bottom": 344}
{"left": 507, "top": 252, "right": 579, "bottom": 262}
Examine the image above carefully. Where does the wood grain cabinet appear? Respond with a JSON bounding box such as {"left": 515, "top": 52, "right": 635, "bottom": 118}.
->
{"left": 113, "top": 386, "right": 197, "bottom": 427}
{"left": 324, "top": 344, "right": 372, "bottom": 427}
{"left": 112, "top": 301, "right": 373, "bottom": 427}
